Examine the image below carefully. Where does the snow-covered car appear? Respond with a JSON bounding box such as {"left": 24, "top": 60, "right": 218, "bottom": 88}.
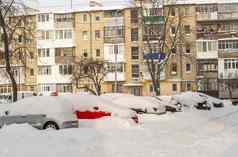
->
{"left": 60, "top": 95, "right": 139, "bottom": 123}
{"left": 0, "top": 96, "right": 79, "bottom": 130}
{"left": 172, "top": 92, "right": 207, "bottom": 108}
{"left": 155, "top": 96, "right": 182, "bottom": 112}
{"left": 102, "top": 94, "right": 166, "bottom": 115}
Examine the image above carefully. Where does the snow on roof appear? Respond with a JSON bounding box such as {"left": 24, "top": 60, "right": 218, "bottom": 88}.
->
{"left": 38, "top": 0, "right": 135, "bottom": 14}
{"left": 165, "top": 0, "right": 238, "bottom": 5}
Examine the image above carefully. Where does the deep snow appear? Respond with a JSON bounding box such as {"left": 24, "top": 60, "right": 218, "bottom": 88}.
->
{"left": 0, "top": 104, "right": 238, "bottom": 157}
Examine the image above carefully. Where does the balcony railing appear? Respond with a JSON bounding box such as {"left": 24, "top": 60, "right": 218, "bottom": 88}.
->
{"left": 197, "top": 12, "right": 218, "bottom": 21}
{"left": 104, "top": 17, "right": 124, "bottom": 27}
{"left": 55, "top": 56, "right": 75, "bottom": 64}
{"left": 144, "top": 16, "right": 164, "bottom": 24}
{"left": 218, "top": 12, "right": 238, "bottom": 20}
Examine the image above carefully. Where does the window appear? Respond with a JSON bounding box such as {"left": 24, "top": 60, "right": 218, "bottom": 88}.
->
{"left": 107, "top": 63, "right": 124, "bottom": 72}
{"left": 55, "top": 30, "right": 72, "bottom": 39}
{"left": 185, "top": 44, "right": 191, "bottom": 53}
{"left": 184, "top": 7, "right": 190, "bottom": 16}
{"left": 132, "top": 64, "right": 140, "bottom": 78}
{"left": 131, "top": 28, "right": 139, "bottom": 41}
{"left": 38, "top": 14, "right": 49, "bottom": 22}
{"left": 171, "top": 63, "right": 177, "bottom": 74}
{"left": 95, "top": 30, "right": 101, "bottom": 39}
{"left": 184, "top": 25, "right": 191, "bottom": 34}
{"left": 38, "top": 30, "right": 52, "bottom": 40}
{"left": 18, "top": 35, "right": 23, "bottom": 43}
{"left": 38, "top": 66, "right": 51, "bottom": 75}
{"left": 112, "top": 83, "right": 123, "bottom": 93}
{"left": 95, "top": 16, "right": 100, "bottom": 21}
{"left": 83, "top": 14, "right": 87, "bottom": 22}
{"left": 201, "top": 63, "right": 217, "bottom": 72}
{"left": 59, "top": 65, "right": 73, "bottom": 75}
{"left": 56, "top": 84, "right": 72, "bottom": 93}
{"left": 114, "top": 45, "right": 119, "bottom": 54}
{"left": 187, "top": 82, "right": 192, "bottom": 91}
{"left": 55, "top": 47, "right": 74, "bottom": 57}
{"left": 82, "top": 31, "right": 88, "bottom": 40}
{"left": 186, "top": 63, "right": 191, "bottom": 72}
{"left": 96, "top": 49, "right": 100, "bottom": 57}
{"left": 224, "top": 59, "right": 238, "bottom": 70}
{"left": 218, "top": 40, "right": 238, "bottom": 51}
{"left": 172, "top": 83, "right": 177, "bottom": 92}
{"left": 197, "top": 40, "right": 217, "bottom": 52}
{"left": 104, "top": 26, "right": 124, "bottom": 42}
{"left": 131, "top": 47, "right": 139, "bottom": 60}
{"left": 83, "top": 49, "right": 88, "bottom": 57}
{"left": 131, "top": 9, "right": 138, "bottom": 23}
{"left": 54, "top": 14, "right": 72, "bottom": 23}
{"left": 30, "top": 69, "right": 34, "bottom": 76}
{"left": 171, "top": 25, "right": 176, "bottom": 35}
{"left": 38, "top": 48, "right": 50, "bottom": 57}
{"left": 171, "top": 7, "right": 176, "bottom": 16}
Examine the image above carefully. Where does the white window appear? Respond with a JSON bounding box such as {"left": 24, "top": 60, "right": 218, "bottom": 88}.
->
{"left": 218, "top": 40, "right": 238, "bottom": 51}
{"left": 197, "top": 40, "right": 217, "bottom": 52}
{"left": 224, "top": 59, "right": 238, "bottom": 70}
{"left": 55, "top": 30, "right": 72, "bottom": 39}
{"left": 38, "top": 48, "right": 50, "bottom": 57}
{"left": 59, "top": 65, "right": 73, "bottom": 75}
{"left": 38, "top": 14, "right": 49, "bottom": 22}
{"left": 38, "top": 30, "right": 52, "bottom": 40}
{"left": 38, "top": 84, "right": 53, "bottom": 92}
{"left": 38, "top": 66, "right": 52, "bottom": 75}
{"left": 82, "top": 31, "right": 88, "bottom": 40}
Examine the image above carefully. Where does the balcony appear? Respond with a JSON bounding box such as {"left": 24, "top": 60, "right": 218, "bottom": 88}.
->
{"left": 144, "top": 16, "right": 164, "bottom": 24}
{"left": 218, "top": 12, "right": 238, "bottom": 20}
{"left": 104, "top": 72, "right": 125, "bottom": 82}
{"left": 55, "top": 56, "right": 74, "bottom": 64}
{"left": 197, "top": 12, "right": 218, "bottom": 21}
{"left": 104, "top": 17, "right": 124, "bottom": 27}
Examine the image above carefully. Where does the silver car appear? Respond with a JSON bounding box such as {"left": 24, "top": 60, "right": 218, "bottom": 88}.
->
{"left": 0, "top": 96, "right": 79, "bottom": 130}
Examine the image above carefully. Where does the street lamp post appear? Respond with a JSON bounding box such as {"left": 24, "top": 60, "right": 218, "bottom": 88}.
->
{"left": 114, "top": 45, "right": 118, "bottom": 93}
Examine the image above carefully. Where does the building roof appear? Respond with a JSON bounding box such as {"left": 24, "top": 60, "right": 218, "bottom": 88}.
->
{"left": 165, "top": 0, "right": 238, "bottom": 5}
{"left": 37, "top": 0, "right": 135, "bottom": 13}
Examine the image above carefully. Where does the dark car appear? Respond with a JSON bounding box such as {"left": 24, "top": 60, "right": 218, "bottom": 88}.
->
{"left": 194, "top": 101, "right": 211, "bottom": 110}
{"left": 165, "top": 105, "right": 177, "bottom": 112}
{"left": 213, "top": 102, "right": 224, "bottom": 108}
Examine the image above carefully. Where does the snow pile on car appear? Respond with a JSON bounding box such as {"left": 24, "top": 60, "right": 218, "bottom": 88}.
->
{"left": 78, "top": 117, "right": 138, "bottom": 129}
{"left": 102, "top": 94, "right": 165, "bottom": 114}
{"left": 60, "top": 95, "right": 136, "bottom": 118}
{"left": 0, "top": 96, "right": 74, "bottom": 116}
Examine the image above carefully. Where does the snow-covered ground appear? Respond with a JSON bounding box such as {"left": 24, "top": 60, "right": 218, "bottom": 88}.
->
{"left": 0, "top": 103, "right": 238, "bottom": 157}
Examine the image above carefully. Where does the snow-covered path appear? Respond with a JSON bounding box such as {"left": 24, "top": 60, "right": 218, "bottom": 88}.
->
{"left": 0, "top": 105, "right": 238, "bottom": 157}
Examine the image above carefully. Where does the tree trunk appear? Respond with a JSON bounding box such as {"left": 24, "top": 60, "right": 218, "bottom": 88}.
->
{"left": 0, "top": 13, "right": 18, "bottom": 102}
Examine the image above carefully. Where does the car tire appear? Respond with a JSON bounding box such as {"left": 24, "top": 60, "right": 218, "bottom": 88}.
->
{"left": 43, "top": 121, "right": 59, "bottom": 130}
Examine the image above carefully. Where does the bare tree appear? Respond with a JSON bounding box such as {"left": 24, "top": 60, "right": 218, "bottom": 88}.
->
{"left": 0, "top": 0, "right": 35, "bottom": 101}
{"left": 72, "top": 58, "right": 109, "bottom": 96}
{"left": 138, "top": 0, "right": 193, "bottom": 95}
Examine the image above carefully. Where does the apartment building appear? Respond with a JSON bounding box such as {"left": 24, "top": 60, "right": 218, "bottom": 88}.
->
{"left": 196, "top": 2, "right": 238, "bottom": 99}
{"left": 36, "top": 12, "right": 75, "bottom": 95}
{"left": 0, "top": 15, "right": 37, "bottom": 94}
{"left": 160, "top": 3, "right": 197, "bottom": 95}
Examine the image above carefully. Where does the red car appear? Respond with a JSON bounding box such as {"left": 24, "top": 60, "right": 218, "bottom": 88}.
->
{"left": 75, "top": 106, "right": 111, "bottom": 119}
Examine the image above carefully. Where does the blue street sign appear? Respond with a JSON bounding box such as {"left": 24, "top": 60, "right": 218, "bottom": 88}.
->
{"left": 144, "top": 52, "right": 165, "bottom": 60}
